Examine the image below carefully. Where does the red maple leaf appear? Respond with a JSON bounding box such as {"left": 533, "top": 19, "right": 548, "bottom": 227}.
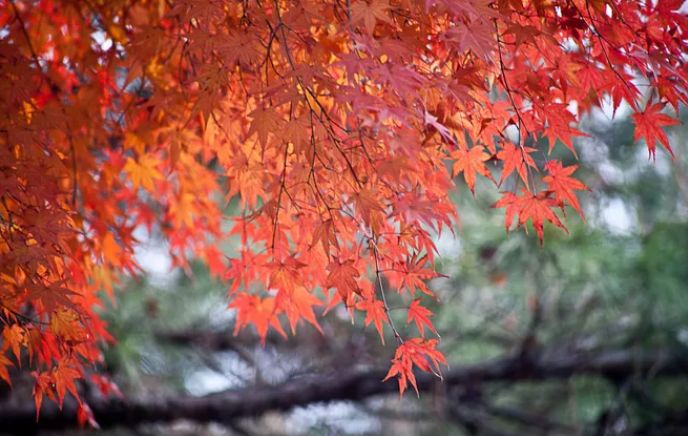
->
{"left": 543, "top": 161, "right": 589, "bottom": 219}
{"left": 445, "top": 19, "right": 495, "bottom": 60}
{"left": 632, "top": 103, "right": 679, "bottom": 159}
{"left": 496, "top": 142, "right": 537, "bottom": 186}
{"left": 494, "top": 190, "right": 567, "bottom": 244}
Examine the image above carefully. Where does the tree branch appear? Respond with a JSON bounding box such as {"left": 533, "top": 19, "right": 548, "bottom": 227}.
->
{"left": 1, "top": 348, "right": 686, "bottom": 433}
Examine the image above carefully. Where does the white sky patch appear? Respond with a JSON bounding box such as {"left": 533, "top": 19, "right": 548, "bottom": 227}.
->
{"left": 601, "top": 198, "right": 634, "bottom": 234}
{"left": 434, "top": 230, "right": 461, "bottom": 258}
{"left": 592, "top": 95, "right": 632, "bottom": 123}
{"left": 287, "top": 403, "right": 379, "bottom": 435}
{"left": 679, "top": 1, "right": 688, "bottom": 13}
{"left": 91, "top": 30, "right": 113, "bottom": 52}
{"left": 649, "top": 146, "right": 674, "bottom": 177}
{"left": 185, "top": 351, "right": 255, "bottom": 395}
{"left": 185, "top": 371, "right": 234, "bottom": 396}
{"left": 133, "top": 227, "right": 176, "bottom": 287}
{"left": 597, "top": 161, "right": 626, "bottom": 185}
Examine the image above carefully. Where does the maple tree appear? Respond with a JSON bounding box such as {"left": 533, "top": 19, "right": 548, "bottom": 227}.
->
{"left": 1, "top": 0, "right": 688, "bottom": 423}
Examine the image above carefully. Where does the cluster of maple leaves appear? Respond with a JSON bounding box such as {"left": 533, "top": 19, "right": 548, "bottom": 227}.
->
{"left": 1, "top": 0, "right": 687, "bottom": 423}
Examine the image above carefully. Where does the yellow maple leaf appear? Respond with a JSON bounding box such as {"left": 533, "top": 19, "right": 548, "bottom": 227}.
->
{"left": 124, "top": 154, "right": 163, "bottom": 191}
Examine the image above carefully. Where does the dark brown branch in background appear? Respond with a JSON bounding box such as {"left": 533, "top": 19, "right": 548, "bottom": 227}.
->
{"left": 1, "top": 347, "right": 686, "bottom": 433}
{"left": 155, "top": 327, "right": 322, "bottom": 354}
{"left": 157, "top": 328, "right": 259, "bottom": 351}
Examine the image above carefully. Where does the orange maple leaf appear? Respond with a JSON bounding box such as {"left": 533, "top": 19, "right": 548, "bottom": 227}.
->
{"left": 2, "top": 324, "right": 26, "bottom": 364}
{"left": 326, "top": 259, "right": 361, "bottom": 301}
{"left": 311, "top": 219, "right": 338, "bottom": 256}
{"left": 350, "top": 0, "right": 392, "bottom": 34}
{"left": 283, "top": 115, "right": 312, "bottom": 155}
{"left": 123, "top": 154, "right": 163, "bottom": 191}
{"left": 355, "top": 188, "right": 385, "bottom": 230}
{"left": 53, "top": 360, "right": 81, "bottom": 408}
{"left": 0, "top": 354, "right": 12, "bottom": 386}
{"left": 358, "top": 298, "right": 387, "bottom": 343}
{"left": 383, "top": 338, "right": 446, "bottom": 396}
{"left": 275, "top": 287, "right": 323, "bottom": 334}
{"left": 406, "top": 299, "right": 436, "bottom": 337}
{"left": 248, "top": 107, "right": 283, "bottom": 146}
{"left": 451, "top": 145, "right": 492, "bottom": 193}
{"left": 230, "top": 293, "right": 286, "bottom": 345}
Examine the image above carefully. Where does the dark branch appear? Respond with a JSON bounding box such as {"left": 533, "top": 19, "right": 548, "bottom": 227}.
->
{"left": 1, "top": 348, "right": 687, "bottom": 433}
